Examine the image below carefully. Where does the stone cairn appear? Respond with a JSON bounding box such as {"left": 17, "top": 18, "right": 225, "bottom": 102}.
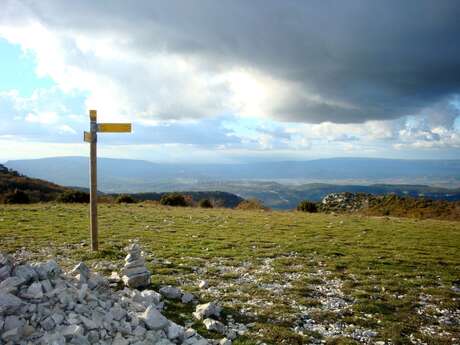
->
{"left": 121, "top": 243, "right": 151, "bottom": 289}
{"left": 0, "top": 252, "right": 215, "bottom": 344}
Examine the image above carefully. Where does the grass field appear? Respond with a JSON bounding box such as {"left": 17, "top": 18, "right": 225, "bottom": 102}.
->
{"left": 0, "top": 203, "right": 459, "bottom": 344}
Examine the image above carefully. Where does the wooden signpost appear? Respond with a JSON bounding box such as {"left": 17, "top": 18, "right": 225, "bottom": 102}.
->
{"left": 84, "top": 110, "right": 132, "bottom": 251}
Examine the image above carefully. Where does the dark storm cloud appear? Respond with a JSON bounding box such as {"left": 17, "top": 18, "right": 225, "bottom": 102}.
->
{"left": 12, "top": 0, "right": 460, "bottom": 123}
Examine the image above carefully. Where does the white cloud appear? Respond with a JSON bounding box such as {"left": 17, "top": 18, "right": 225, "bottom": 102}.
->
{"left": 25, "top": 111, "right": 59, "bottom": 124}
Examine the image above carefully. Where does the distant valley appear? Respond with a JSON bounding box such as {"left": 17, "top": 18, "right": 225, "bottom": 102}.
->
{"left": 5, "top": 156, "right": 460, "bottom": 209}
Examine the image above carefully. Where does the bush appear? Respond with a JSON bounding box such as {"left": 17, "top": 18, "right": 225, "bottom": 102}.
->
{"left": 199, "top": 199, "right": 213, "bottom": 208}
{"left": 4, "top": 190, "right": 30, "bottom": 204}
{"left": 160, "top": 192, "right": 188, "bottom": 207}
{"left": 58, "top": 190, "right": 89, "bottom": 203}
{"left": 116, "top": 194, "right": 137, "bottom": 204}
{"left": 297, "top": 200, "right": 318, "bottom": 213}
{"left": 236, "top": 198, "right": 267, "bottom": 210}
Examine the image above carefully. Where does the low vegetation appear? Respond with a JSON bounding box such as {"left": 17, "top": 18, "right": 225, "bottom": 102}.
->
{"left": 199, "top": 199, "right": 213, "bottom": 208}
{"left": 58, "top": 190, "right": 90, "bottom": 203}
{"left": 160, "top": 192, "right": 189, "bottom": 207}
{"left": 297, "top": 200, "right": 318, "bottom": 213}
{"left": 0, "top": 203, "right": 458, "bottom": 344}
{"left": 236, "top": 198, "right": 267, "bottom": 210}
{"left": 116, "top": 194, "right": 137, "bottom": 204}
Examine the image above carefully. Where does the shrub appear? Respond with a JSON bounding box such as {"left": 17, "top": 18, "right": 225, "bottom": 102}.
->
{"left": 160, "top": 192, "right": 188, "bottom": 207}
{"left": 199, "top": 199, "right": 213, "bottom": 208}
{"left": 58, "top": 190, "right": 89, "bottom": 203}
{"left": 116, "top": 194, "right": 137, "bottom": 204}
{"left": 297, "top": 200, "right": 318, "bottom": 213}
{"left": 4, "top": 190, "right": 30, "bottom": 204}
{"left": 236, "top": 198, "right": 267, "bottom": 210}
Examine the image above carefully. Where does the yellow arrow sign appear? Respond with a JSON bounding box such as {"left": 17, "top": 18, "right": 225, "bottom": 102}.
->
{"left": 97, "top": 123, "right": 132, "bottom": 133}
{"left": 83, "top": 131, "right": 93, "bottom": 143}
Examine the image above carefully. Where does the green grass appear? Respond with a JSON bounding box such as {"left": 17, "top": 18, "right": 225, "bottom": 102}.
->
{"left": 0, "top": 203, "right": 459, "bottom": 344}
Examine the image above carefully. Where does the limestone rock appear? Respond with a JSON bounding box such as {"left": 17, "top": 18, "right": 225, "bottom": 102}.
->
{"left": 71, "top": 262, "right": 91, "bottom": 284}
{"left": 181, "top": 292, "right": 195, "bottom": 304}
{"left": 203, "top": 318, "right": 225, "bottom": 334}
{"left": 0, "top": 291, "right": 23, "bottom": 315}
{"left": 193, "top": 302, "right": 221, "bottom": 320}
{"left": 159, "top": 285, "right": 182, "bottom": 300}
{"left": 167, "top": 321, "right": 185, "bottom": 340}
{"left": 141, "top": 305, "right": 169, "bottom": 330}
{"left": 198, "top": 280, "right": 209, "bottom": 289}
{"left": 13, "top": 264, "right": 37, "bottom": 283}
{"left": 32, "top": 260, "right": 61, "bottom": 280}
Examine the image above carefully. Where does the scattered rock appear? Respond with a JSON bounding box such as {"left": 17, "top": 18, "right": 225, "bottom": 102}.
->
{"left": 141, "top": 305, "right": 169, "bottom": 330}
{"left": 203, "top": 318, "right": 225, "bottom": 334}
{"left": 181, "top": 292, "right": 195, "bottom": 304}
{"left": 160, "top": 285, "right": 182, "bottom": 299}
{"left": 198, "top": 280, "right": 209, "bottom": 289}
{"left": 193, "top": 302, "right": 221, "bottom": 320}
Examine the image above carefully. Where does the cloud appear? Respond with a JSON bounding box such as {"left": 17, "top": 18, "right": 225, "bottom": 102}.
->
{"left": 1, "top": 0, "right": 459, "bottom": 125}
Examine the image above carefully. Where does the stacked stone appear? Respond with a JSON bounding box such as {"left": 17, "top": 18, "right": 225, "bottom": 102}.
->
{"left": 0, "top": 253, "right": 215, "bottom": 345}
{"left": 121, "top": 243, "right": 151, "bottom": 289}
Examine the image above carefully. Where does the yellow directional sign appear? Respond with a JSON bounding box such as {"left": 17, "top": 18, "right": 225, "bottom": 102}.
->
{"left": 83, "top": 131, "right": 93, "bottom": 143}
{"left": 97, "top": 123, "right": 132, "bottom": 133}
{"left": 83, "top": 110, "right": 133, "bottom": 251}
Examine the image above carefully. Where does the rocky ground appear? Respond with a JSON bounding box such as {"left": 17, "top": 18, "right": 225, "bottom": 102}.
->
{"left": 2, "top": 247, "right": 460, "bottom": 345}
{"left": 0, "top": 251, "right": 233, "bottom": 345}
{"left": 1, "top": 204, "right": 459, "bottom": 344}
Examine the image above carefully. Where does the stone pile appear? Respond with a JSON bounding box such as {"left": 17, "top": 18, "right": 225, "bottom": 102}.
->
{"left": 0, "top": 252, "right": 216, "bottom": 345}
{"left": 121, "top": 243, "right": 151, "bottom": 289}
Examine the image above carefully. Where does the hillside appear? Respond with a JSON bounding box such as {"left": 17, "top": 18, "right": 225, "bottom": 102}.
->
{"left": 0, "top": 163, "right": 69, "bottom": 203}
{"left": 6, "top": 157, "right": 460, "bottom": 192}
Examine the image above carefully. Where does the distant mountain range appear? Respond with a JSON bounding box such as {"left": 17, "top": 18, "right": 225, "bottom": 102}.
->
{"left": 5, "top": 156, "right": 460, "bottom": 208}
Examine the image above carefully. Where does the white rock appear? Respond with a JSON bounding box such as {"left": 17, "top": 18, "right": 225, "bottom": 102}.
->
{"left": 203, "top": 318, "right": 225, "bottom": 334}
{"left": 71, "top": 262, "right": 91, "bottom": 284}
{"left": 167, "top": 321, "right": 185, "bottom": 340}
{"left": 140, "top": 290, "right": 161, "bottom": 306}
{"left": 141, "top": 305, "right": 169, "bottom": 330}
{"left": 159, "top": 285, "right": 182, "bottom": 299}
{"left": 219, "top": 338, "right": 232, "bottom": 345}
{"left": 193, "top": 302, "right": 221, "bottom": 320}
{"left": 198, "top": 280, "right": 209, "bottom": 289}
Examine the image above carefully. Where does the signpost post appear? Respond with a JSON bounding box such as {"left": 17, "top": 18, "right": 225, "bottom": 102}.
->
{"left": 84, "top": 110, "right": 132, "bottom": 251}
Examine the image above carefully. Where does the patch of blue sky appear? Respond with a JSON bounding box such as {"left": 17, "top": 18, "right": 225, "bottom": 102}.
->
{"left": 221, "top": 114, "right": 284, "bottom": 136}
{"left": 0, "top": 38, "right": 54, "bottom": 96}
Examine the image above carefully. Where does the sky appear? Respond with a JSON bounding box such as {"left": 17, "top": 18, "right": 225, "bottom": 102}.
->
{"left": 0, "top": 0, "right": 459, "bottom": 163}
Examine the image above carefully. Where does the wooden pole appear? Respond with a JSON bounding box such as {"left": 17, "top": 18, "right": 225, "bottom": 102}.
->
{"left": 89, "top": 110, "right": 98, "bottom": 251}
